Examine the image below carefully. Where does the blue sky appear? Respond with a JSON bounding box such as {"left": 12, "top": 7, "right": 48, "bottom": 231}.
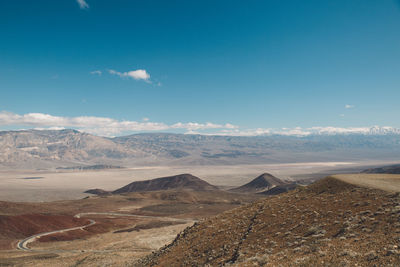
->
{"left": 1, "top": 0, "right": 400, "bottom": 136}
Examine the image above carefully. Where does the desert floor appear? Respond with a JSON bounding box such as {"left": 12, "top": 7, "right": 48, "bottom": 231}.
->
{"left": 0, "top": 160, "right": 395, "bottom": 202}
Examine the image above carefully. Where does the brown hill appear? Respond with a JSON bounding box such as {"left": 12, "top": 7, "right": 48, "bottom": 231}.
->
{"left": 138, "top": 175, "right": 400, "bottom": 266}
{"left": 112, "top": 174, "right": 218, "bottom": 194}
{"left": 230, "top": 173, "right": 287, "bottom": 193}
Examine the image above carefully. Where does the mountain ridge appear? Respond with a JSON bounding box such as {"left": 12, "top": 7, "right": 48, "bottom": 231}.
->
{"left": 1, "top": 129, "right": 400, "bottom": 168}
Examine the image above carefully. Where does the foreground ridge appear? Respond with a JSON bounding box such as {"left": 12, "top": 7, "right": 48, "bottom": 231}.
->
{"left": 137, "top": 176, "right": 400, "bottom": 266}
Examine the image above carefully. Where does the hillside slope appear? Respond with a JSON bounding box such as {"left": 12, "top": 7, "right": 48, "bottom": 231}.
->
{"left": 138, "top": 176, "right": 400, "bottom": 266}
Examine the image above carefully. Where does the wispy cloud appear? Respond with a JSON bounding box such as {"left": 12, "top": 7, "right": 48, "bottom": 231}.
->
{"left": 90, "top": 70, "right": 102, "bottom": 76}
{"left": 109, "top": 69, "right": 150, "bottom": 82}
{"left": 77, "top": 0, "right": 89, "bottom": 9}
{"left": 345, "top": 104, "right": 355, "bottom": 109}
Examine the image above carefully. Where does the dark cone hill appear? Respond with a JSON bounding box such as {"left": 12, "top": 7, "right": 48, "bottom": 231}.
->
{"left": 112, "top": 173, "right": 218, "bottom": 194}
{"left": 230, "top": 173, "right": 288, "bottom": 194}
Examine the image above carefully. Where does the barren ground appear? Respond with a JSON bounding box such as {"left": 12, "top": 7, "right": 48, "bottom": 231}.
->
{"left": 0, "top": 187, "right": 259, "bottom": 266}
{"left": 1, "top": 164, "right": 399, "bottom": 266}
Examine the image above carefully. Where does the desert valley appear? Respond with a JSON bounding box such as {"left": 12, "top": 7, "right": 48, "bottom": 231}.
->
{"left": 0, "top": 130, "right": 400, "bottom": 266}
{"left": 2, "top": 1, "right": 400, "bottom": 266}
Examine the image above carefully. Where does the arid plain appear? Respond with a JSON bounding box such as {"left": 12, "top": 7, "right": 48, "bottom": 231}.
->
{"left": 0, "top": 161, "right": 390, "bottom": 202}
{"left": 1, "top": 160, "right": 399, "bottom": 267}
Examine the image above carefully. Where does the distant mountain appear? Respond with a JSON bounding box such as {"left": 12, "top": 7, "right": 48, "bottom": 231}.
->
{"left": 1, "top": 129, "right": 400, "bottom": 169}
{"left": 0, "top": 129, "right": 138, "bottom": 168}
{"left": 112, "top": 174, "right": 218, "bottom": 194}
{"left": 361, "top": 164, "right": 400, "bottom": 174}
{"left": 230, "top": 173, "right": 287, "bottom": 193}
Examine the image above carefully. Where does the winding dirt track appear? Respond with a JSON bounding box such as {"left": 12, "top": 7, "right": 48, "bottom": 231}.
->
{"left": 16, "top": 219, "right": 96, "bottom": 251}
{"left": 16, "top": 212, "right": 192, "bottom": 251}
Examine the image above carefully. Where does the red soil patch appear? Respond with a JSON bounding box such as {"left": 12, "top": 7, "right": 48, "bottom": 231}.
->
{"left": 0, "top": 214, "right": 89, "bottom": 250}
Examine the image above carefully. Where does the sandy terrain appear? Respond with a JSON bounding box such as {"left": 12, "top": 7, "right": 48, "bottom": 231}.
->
{"left": 0, "top": 161, "right": 391, "bottom": 202}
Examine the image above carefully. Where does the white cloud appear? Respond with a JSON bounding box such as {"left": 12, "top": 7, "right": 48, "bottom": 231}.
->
{"left": 171, "top": 122, "right": 238, "bottom": 131}
{"left": 77, "top": 0, "right": 89, "bottom": 9}
{"left": 109, "top": 69, "right": 150, "bottom": 81}
{"left": 0, "top": 111, "right": 238, "bottom": 137}
{"left": 212, "top": 128, "right": 271, "bottom": 136}
{"left": 90, "top": 70, "right": 102, "bottom": 75}
{"left": 345, "top": 104, "right": 355, "bottom": 109}
{"left": 142, "top": 117, "right": 150, "bottom": 122}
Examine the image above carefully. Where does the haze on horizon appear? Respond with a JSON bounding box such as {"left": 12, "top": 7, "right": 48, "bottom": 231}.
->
{"left": 1, "top": 0, "right": 400, "bottom": 136}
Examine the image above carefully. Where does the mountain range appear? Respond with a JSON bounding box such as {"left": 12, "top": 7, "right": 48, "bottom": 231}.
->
{"left": 1, "top": 129, "right": 400, "bottom": 169}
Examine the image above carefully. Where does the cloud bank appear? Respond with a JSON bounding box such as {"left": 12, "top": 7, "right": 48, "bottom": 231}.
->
{"left": 0, "top": 111, "right": 398, "bottom": 137}
{"left": 0, "top": 111, "right": 237, "bottom": 137}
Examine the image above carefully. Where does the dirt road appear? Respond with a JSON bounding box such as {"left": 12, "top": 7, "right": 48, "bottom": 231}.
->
{"left": 17, "top": 212, "right": 192, "bottom": 251}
